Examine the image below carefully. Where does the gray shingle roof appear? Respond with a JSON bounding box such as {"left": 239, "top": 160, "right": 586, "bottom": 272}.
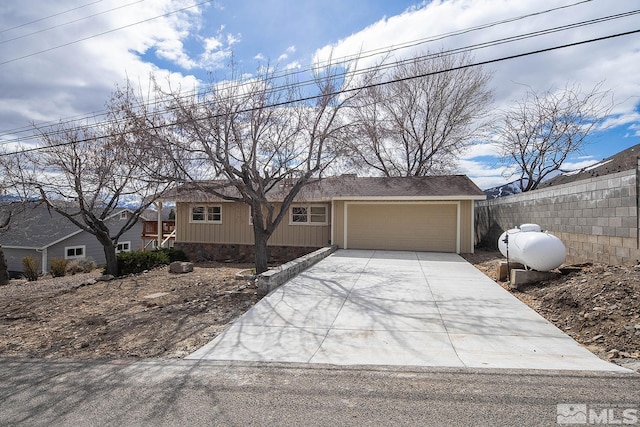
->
{"left": 0, "top": 204, "right": 133, "bottom": 248}
{"left": 162, "top": 175, "right": 486, "bottom": 202}
{"left": 0, "top": 204, "right": 80, "bottom": 248}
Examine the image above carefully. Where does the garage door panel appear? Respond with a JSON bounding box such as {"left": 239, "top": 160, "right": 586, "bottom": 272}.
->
{"left": 347, "top": 204, "right": 457, "bottom": 252}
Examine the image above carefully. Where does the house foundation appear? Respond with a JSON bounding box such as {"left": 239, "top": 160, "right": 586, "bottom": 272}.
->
{"left": 174, "top": 242, "right": 321, "bottom": 264}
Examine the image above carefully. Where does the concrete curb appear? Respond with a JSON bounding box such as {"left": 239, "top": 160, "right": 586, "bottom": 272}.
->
{"left": 257, "top": 246, "right": 338, "bottom": 296}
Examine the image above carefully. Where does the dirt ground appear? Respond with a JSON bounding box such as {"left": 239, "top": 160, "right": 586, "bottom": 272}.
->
{"left": 0, "top": 262, "right": 260, "bottom": 359}
{"left": 1, "top": 253, "right": 639, "bottom": 371}
{"left": 463, "top": 250, "right": 640, "bottom": 370}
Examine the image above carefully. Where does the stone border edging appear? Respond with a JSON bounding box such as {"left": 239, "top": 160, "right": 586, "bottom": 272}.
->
{"left": 256, "top": 246, "right": 338, "bottom": 296}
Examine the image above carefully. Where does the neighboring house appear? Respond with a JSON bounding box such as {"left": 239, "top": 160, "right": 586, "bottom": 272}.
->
{"left": 160, "top": 174, "right": 486, "bottom": 262}
{"left": 0, "top": 204, "right": 146, "bottom": 275}
{"left": 141, "top": 206, "right": 176, "bottom": 250}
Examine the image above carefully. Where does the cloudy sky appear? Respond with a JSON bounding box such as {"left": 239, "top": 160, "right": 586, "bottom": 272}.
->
{"left": 1, "top": 0, "right": 639, "bottom": 189}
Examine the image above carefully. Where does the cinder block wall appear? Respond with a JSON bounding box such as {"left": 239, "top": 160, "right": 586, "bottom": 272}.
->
{"left": 475, "top": 169, "right": 639, "bottom": 266}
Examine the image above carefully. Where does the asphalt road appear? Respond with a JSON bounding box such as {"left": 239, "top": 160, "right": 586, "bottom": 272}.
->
{"left": 1, "top": 359, "right": 638, "bottom": 426}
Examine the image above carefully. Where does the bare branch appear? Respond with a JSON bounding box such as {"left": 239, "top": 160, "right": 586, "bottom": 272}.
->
{"left": 496, "top": 82, "right": 614, "bottom": 191}
{"left": 345, "top": 50, "right": 493, "bottom": 177}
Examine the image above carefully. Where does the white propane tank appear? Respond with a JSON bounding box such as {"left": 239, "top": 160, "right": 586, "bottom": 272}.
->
{"left": 498, "top": 224, "right": 566, "bottom": 271}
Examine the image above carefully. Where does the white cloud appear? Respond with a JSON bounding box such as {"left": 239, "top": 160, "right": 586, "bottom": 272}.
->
{"left": 0, "top": 0, "right": 205, "bottom": 137}
{"left": 600, "top": 112, "right": 640, "bottom": 132}
{"left": 312, "top": 0, "right": 640, "bottom": 186}
{"left": 461, "top": 142, "right": 502, "bottom": 159}
{"left": 226, "top": 33, "right": 241, "bottom": 46}
{"left": 458, "top": 158, "right": 514, "bottom": 189}
{"left": 624, "top": 121, "right": 640, "bottom": 137}
{"left": 277, "top": 45, "right": 297, "bottom": 62}
{"left": 284, "top": 61, "right": 302, "bottom": 70}
{"left": 313, "top": 0, "right": 640, "bottom": 115}
{"left": 203, "top": 36, "right": 223, "bottom": 51}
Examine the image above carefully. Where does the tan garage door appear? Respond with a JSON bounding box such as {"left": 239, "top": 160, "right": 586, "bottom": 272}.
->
{"left": 346, "top": 203, "right": 458, "bottom": 252}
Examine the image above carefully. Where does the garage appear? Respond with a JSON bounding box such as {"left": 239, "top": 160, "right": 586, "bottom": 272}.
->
{"left": 345, "top": 202, "right": 458, "bottom": 252}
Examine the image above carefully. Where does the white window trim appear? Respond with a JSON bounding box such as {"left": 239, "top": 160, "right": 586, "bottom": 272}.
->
{"left": 289, "top": 204, "right": 328, "bottom": 226}
{"left": 64, "top": 245, "right": 86, "bottom": 260}
{"left": 120, "top": 211, "right": 128, "bottom": 220}
{"left": 116, "top": 241, "right": 131, "bottom": 254}
{"left": 189, "top": 204, "right": 222, "bottom": 224}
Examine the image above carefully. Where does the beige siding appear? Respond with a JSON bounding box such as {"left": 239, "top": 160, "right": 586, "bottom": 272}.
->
{"left": 345, "top": 203, "right": 457, "bottom": 252}
{"left": 332, "top": 200, "right": 475, "bottom": 253}
{"left": 333, "top": 201, "right": 346, "bottom": 247}
{"left": 176, "top": 202, "right": 330, "bottom": 247}
{"left": 176, "top": 198, "right": 475, "bottom": 252}
{"left": 459, "top": 200, "right": 473, "bottom": 253}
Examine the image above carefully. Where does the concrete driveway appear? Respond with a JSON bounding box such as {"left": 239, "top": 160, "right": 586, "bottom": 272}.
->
{"left": 188, "top": 250, "right": 628, "bottom": 371}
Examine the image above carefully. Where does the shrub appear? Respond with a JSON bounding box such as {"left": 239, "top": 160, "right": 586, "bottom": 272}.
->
{"left": 65, "top": 258, "right": 96, "bottom": 275}
{"left": 117, "top": 250, "right": 170, "bottom": 276}
{"left": 50, "top": 258, "right": 68, "bottom": 277}
{"left": 22, "top": 256, "right": 39, "bottom": 281}
{"left": 158, "top": 247, "right": 189, "bottom": 263}
{"left": 66, "top": 260, "right": 82, "bottom": 275}
{"left": 78, "top": 258, "right": 97, "bottom": 273}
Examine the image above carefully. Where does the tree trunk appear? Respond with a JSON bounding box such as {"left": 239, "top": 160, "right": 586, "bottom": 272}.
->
{"left": 253, "top": 228, "right": 270, "bottom": 274}
{"left": 97, "top": 235, "right": 118, "bottom": 276}
{"left": 0, "top": 247, "right": 9, "bottom": 286}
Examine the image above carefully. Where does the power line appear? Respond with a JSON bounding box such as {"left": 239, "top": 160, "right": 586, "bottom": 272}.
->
{"left": 0, "top": 0, "right": 103, "bottom": 33}
{"left": 4, "top": 7, "right": 638, "bottom": 145}
{"left": 0, "top": 0, "right": 145, "bottom": 45}
{"left": 0, "top": 0, "right": 216, "bottom": 66}
{"left": 313, "top": 0, "right": 597, "bottom": 69}
{"left": 2, "top": 13, "right": 636, "bottom": 147}
{"left": 0, "top": 1, "right": 630, "bottom": 140}
{"left": 3, "top": 27, "right": 638, "bottom": 157}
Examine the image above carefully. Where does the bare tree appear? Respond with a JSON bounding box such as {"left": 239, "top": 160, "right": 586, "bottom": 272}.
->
{"left": 122, "top": 63, "right": 357, "bottom": 273}
{"left": 344, "top": 51, "right": 493, "bottom": 176}
{"left": 0, "top": 92, "right": 174, "bottom": 276}
{"left": 496, "top": 83, "right": 613, "bottom": 192}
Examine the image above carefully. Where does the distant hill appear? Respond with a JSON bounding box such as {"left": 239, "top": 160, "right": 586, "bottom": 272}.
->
{"left": 484, "top": 143, "right": 640, "bottom": 197}
{"left": 539, "top": 143, "right": 640, "bottom": 189}
{"left": 483, "top": 180, "right": 523, "bottom": 199}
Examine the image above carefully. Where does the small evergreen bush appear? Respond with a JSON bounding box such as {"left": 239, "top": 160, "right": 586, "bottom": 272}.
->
{"left": 50, "top": 258, "right": 68, "bottom": 277}
{"left": 22, "top": 256, "right": 39, "bottom": 281}
{"left": 117, "top": 250, "right": 170, "bottom": 276}
{"left": 158, "top": 247, "right": 189, "bottom": 263}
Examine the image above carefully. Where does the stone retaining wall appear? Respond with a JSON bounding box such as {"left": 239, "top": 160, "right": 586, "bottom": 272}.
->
{"left": 476, "top": 169, "right": 640, "bottom": 266}
{"left": 256, "top": 246, "right": 338, "bottom": 295}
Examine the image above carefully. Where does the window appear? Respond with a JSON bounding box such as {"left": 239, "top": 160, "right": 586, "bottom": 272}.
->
{"left": 65, "top": 246, "right": 85, "bottom": 260}
{"left": 116, "top": 242, "right": 131, "bottom": 253}
{"left": 291, "top": 206, "right": 308, "bottom": 223}
{"left": 310, "top": 206, "right": 327, "bottom": 223}
{"left": 120, "top": 211, "right": 128, "bottom": 220}
{"left": 190, "top": 205, "right": 222, "bottom": 223}
{"left": 290, "top": 205, "right": 328, "bottom": 225}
